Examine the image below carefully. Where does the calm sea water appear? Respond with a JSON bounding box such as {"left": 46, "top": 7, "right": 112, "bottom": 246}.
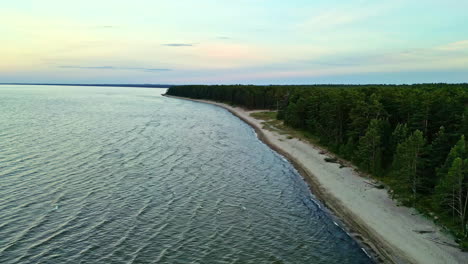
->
{"left": 0, "top": 85, "right": 372, "bottom": 264}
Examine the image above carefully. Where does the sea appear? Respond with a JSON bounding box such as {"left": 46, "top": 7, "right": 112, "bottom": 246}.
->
{"left": 0, "top": 85, "right": 373, "bottom": 263}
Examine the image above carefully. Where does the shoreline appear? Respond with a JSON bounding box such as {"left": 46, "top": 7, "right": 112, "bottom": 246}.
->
{"left": 164, "top": 95, "right": 467, "bottom": 264}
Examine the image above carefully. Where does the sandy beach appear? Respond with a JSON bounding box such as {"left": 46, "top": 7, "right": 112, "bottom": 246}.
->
{"left": 166, "top": 95, "right": 468, "bottom": 264}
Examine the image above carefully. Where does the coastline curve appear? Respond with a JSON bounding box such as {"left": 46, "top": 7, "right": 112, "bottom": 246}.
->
{"left": 164, "top": 95, "right": 396, "bottom": 263}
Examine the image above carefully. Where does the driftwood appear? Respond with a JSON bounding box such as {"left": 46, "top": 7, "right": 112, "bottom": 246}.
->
{"left": 413, "top": 230, "right": 435, "bottom": 234}
{"left": 424, "top": 237, "right": 460, "bottom": 249}
{"left": 324, "top": 157, "right": 338, "bottom": 163}
{"left": 364, "top": 181, "right": 385, "bottom": 189}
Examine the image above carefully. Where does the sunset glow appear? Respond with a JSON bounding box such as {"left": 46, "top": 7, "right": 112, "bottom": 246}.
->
{"left": 2, "top": 0, "right": 468, "bottom": 84}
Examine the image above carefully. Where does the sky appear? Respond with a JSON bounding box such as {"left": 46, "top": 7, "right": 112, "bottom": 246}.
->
{"left": 1, "top": 0, "right": 468, "bottom": 84}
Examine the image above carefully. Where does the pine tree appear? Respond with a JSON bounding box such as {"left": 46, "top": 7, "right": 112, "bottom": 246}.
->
{"left": 390, "top": 123, "right": 409, "bottom": 155}
{"left": 429, "top": 127, "right": 451, "bottom": 166}
{"left": 437, "top": 135, "right": 466, "bottom": 180}
{"left": 460, "top": 107, "right": 468, "bottom": 137}
{"left": 339, "top": 137, "right": 356, "bottom": 159}
{"left": 392, "top": 130, "right": 426, "bottom": 204}
{"left": 356, "top": 119, "right": 383, "bottom": 175}
{"left": 435, "top": 158, "right": 468, "bottom": 236}
{"left": 424, "top": 126, "right": 451, "bottom": 190}
{"left": 435, "top": 135, "right": 468, "bottom": 236}
{"left": 348, "top": 93, "right": 387, "bottom": 140}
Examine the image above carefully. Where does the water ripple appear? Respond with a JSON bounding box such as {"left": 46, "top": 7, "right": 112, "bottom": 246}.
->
{"left": 0, "top": 86, "right": 372, "bottom": 264}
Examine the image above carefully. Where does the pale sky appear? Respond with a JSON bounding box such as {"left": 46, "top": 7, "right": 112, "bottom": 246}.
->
{"left": 1, "top": 0, "right": 468, "bottom": 84}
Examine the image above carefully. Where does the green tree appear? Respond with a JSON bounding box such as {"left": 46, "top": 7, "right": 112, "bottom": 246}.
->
{"left": 339, "top": 137, "right": 356, "bottom": 159}
{"left": 437, "top": 135, "right": 466, "bottom": 180}
{"left": 461, "top": 107, "right": 468, "bottom": 137}
{"left": 356, "top": 119, "right": 383, "bottom": 175}
{"left": 392, "top": 130, "right": 426, "bottom": 203}
{"left": 348, "top": 93, "right": 386, "bottom": 140}
{"left": 435, "top": 158, "right": 468, "bottom": 236}
{"left": 390, "top": 123, "right": 409, "bottom": 155}
{"left": 435, "top": 136, "right": 468, "bottom": 237}
{"left": 424, "top": 126, "right": 451, "bottom": 190}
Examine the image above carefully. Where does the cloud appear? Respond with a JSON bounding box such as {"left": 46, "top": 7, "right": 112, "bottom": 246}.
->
{"left": 189, "top": 43, "right": 270, "bottom": 68}
{"left": 59, "top": 66, "right": 172, "bottom": 72}
{"left": 217, "top": 36, "right": 231, "bottom": 40}
{"left": 297, "top": 1, "right": 400, "bottom": 32}
{"left": 93, "top": 25, "right": 118, "bottom": 29}
{"left": 299, "top": 59, "right": 359, "bottom": 67}
{"left": 162, "top": 43, "right": 194, "bottom": 47}
{"left": 436, "top": 40, "right": 468, "bottom": 51}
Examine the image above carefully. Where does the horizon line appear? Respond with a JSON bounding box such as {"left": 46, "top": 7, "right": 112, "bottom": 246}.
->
{"left": 1, "top": 82, "right": 468, "bottom": 87}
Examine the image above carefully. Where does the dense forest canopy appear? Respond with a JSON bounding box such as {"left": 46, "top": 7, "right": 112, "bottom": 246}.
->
{"left": 167, "top": 84, "right": 468, "bottom": 248}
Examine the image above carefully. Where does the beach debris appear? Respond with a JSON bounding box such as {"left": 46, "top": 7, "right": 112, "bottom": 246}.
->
{"left": 324, "top": 157, "right": 338, "bottom": 163}
{"left": 339, "top": 164, "right": 347, "bottom": 169}
{"left": 424, "top": 237, "right": 460, "bottom": 249}
{"left": 319, "top": 151, "right": 327, "bottom": 155}
{"left": 364, "top": 181, "right": 385, "bottom": 189}
{"left": 413, "top": 230, "right": 435, "bottom": 234}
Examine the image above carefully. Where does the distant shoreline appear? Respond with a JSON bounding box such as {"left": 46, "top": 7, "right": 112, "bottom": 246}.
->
{"left": 0, "top": 83, "right": 171, "bottom": 88}
{"left": 164, "top": 94, "right": 468, "bottom": 264}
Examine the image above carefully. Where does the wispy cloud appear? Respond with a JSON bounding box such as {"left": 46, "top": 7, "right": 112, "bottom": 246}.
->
{"left": 91, "top": 25, "right": 119, "bottom": 29}
{"left": 162, "top": 43, "right": 194, "bottom": 47}
{"left": 59, "top": 66, "right": 172, "bottom": 72}
{"left": 300, "top": 60, "right": 359, "bottom": 67}
{"left": 217, "top": 36, "right": 231, "bottom": 40}
{"left": 297, "top": 1, "right": 400, "bottom": 32}
{"left": 436, "top": 40, "right": 468, "bottom": 51}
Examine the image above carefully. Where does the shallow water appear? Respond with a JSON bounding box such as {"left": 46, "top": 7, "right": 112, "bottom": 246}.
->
{"left": 0, "top": 85, "right": 372, "bottom": 263}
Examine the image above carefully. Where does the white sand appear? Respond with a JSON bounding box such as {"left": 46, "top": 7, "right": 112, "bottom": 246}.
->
{"left": 166, "top": 95, "right": 468, "bottom": 264}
